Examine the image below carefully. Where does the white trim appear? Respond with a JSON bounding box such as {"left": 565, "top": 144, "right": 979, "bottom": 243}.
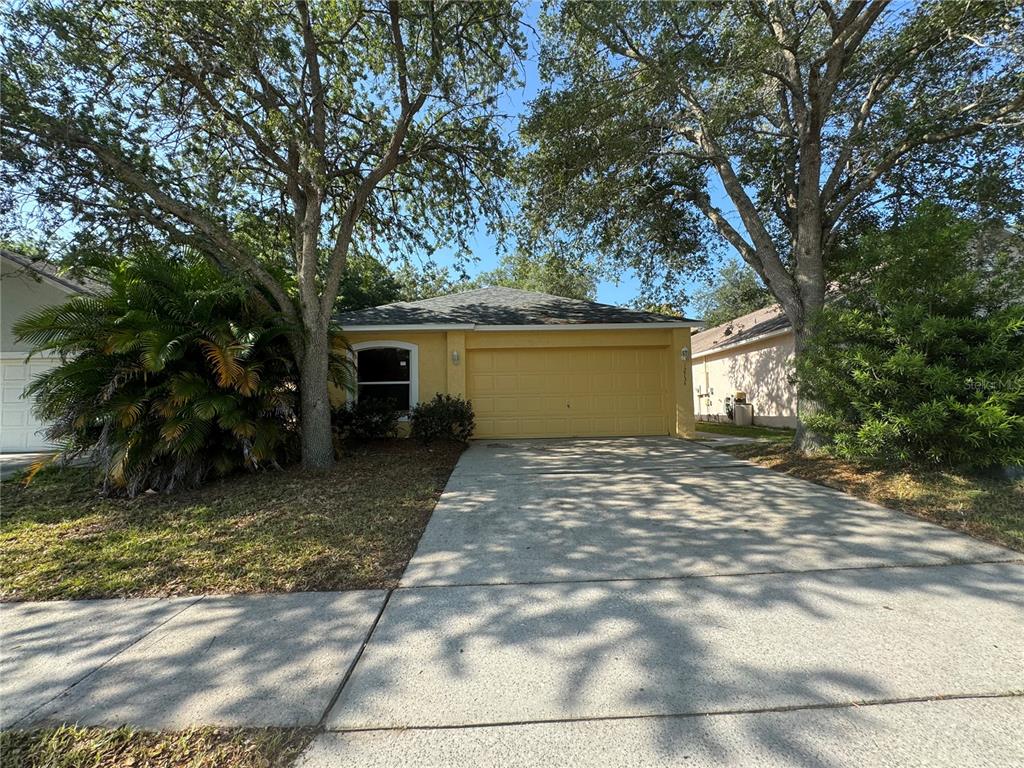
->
{"left": 0, "top": 351, "right": 62, "bottom": 361}
{"left": 1, "top": 253, "right": 93, "bottom": 296}
{"left": 341, "top": 321, "right": 700, "bottom": 332}
{"left": 690, "top": 327, "right": 794, "bottom": 361}
{"left": 343, "top": 324, "right": 475, "bottom": 332}
{"left": 350, "top": 340, "right": 419, "bottom": 414}
{"left": 472, "top": 322, "right": 700, "bottom": 331}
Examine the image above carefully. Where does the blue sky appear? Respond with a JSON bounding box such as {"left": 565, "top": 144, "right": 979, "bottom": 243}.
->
{"left": 427, "top": 2, "right": 740, "bottom": 315}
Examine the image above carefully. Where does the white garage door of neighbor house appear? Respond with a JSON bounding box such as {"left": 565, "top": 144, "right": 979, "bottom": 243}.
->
{"left": 1, "top": 357, "right": 58, "bottom": 452}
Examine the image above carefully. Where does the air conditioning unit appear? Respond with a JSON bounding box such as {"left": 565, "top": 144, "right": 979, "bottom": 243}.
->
{"left": 734, "top": 403, "right": 753, "bottom": 426}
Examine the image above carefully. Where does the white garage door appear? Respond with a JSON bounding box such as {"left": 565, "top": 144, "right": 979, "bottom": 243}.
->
{"left": 1, "top": 357, "right": 58, "bottom": 452}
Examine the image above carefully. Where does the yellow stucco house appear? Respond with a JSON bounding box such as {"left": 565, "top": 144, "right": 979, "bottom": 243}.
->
{"left": 337, "top": 287, "right": 701, "bottom": 440}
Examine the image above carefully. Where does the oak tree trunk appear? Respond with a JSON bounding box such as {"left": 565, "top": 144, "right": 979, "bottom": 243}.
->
{"left": 790, "top": 316, "right": 826, "bottom": 454}
{"left": 299, "top": 326, "right": 335, "bottom": 470}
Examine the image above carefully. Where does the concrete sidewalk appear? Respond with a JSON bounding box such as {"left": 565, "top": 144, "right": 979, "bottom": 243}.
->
{"left": 302, "top": 438, "right": 1024, "bottom": 767}
{"left": 2, "top": 591, "right": 387, "bottom": 729}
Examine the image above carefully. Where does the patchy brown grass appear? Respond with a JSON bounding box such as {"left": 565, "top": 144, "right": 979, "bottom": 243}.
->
{"left": 0, "top": 441, "right": 463, "bottom": 601}
{"left": 721, "top": 443, "right": 1023, "bottom": 553}
{"left": 0, "top": 725, "right": 312, "bottom": 768}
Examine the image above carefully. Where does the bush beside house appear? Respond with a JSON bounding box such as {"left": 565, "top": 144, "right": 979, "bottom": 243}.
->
{"left": 14, "top": 250, "right": 352, "bottom": 496}
{"left": 796, "top": 207, "right": 1024, "bottom": 470}
{"left": 332, "top": 398, "right": 402, "bottom": 443}
{"left": 410, "top": 394, "right": 475, "bottom": 444}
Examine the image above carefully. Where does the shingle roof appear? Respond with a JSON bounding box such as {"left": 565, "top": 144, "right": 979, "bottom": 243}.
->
{"left": 690, "top": 303, "right": 792, "bottom": 356}
{"left": 1, "top": 249, "right": 103, "bottom": 295}
{"left": 335, "top": 286, "right": 699, "bottom": 328}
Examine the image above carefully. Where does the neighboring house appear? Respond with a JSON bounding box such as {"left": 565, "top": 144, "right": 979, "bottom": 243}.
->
{"left": 690, "top": 303, "right": 799, "bottom": 428}
{"left": 1, "top": 250, "right": 99, "bottom": 452}
{"left": 336, "top": 287, "right": 701, "bottom": 439}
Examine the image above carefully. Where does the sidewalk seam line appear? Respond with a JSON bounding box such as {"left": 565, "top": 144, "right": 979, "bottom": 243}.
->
{"left": 399, "top": 557, "right": 1024, "bottom": 590}
{"left": 450, "top": 463, "right": 746, "bottom": 478}
{"left": 12, "top": 594, "right": 207, "bottom": 727}
{"left": 317, "top": 588, "right": 394, "bottom": 728}
{"left": 326, "top": 690, "right": 1024, "bottom": 735}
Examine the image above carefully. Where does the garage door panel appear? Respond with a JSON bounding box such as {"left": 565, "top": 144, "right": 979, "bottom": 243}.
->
{"left": 609, "top": 372, "right": 634, "bottom": 392}
{"left": 637, "top": 394, "right": 662, "bottom": 411}
{"left": 467, "top": 346, "right": 669, "bottom": 439}
{"left": 641, "top": 414, "right": 668, "bottom": 433}
{"left": 492, "top": 353, "right": 520, "bottom": 373}
{"left": 1, "top": 358, "right": 58, "bottom": 451}
{"left": 518, "top": 373, "right": 547, "bottom": 391}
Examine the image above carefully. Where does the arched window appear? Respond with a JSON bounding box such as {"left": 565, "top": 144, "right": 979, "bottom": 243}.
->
{"left": 351, "top": 341, "right": 419, "bottom": 413}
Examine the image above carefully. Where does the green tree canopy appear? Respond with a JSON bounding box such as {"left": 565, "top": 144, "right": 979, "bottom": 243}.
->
{"left": 522, "top": 1, "right": 1024, "bottom": 353}
{"left": 468, "top": 249, "right": 597, "bottom": 300}
{"left": 336, "top": 254, "right": 403, "bottom": 312}
{"left": 693, "top": 262, "right": 774, "bottom": 327}
{"left": 392, "top": 259, "right": 463, "bottom": 301}
{"left": 796, "top": 205, "right": 1024, "bottom": 469}
{"left": 2, "top": 0, "right": 524, "bottom": 468}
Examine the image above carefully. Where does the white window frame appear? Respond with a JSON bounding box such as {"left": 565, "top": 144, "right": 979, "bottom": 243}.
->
{"left": 350, "top": 340, "right": 419, "bottom": 418}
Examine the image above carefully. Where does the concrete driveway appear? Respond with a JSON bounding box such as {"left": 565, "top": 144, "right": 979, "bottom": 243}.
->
{"left": 303, "top": 438, "right": 1024, "bottom": 767}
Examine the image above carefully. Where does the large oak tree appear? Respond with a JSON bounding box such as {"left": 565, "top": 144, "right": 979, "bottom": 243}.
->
{"left": 522, "top": 0, "right": 1024, "bottom": 442}
{"left": 2, "top": 0, "right": 523, "bottom": 468}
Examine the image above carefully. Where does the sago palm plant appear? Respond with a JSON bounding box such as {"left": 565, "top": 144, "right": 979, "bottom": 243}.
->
{"left": 15, "top": 250, "right": 352, "bottom": 495}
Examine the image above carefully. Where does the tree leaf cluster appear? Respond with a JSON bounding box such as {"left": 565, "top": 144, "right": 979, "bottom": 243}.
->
{"left": 15, "top": 248, "right": 351, "bottom": 495}
{"left": 795, "top": 205, "right": 1024, "bottom": 469}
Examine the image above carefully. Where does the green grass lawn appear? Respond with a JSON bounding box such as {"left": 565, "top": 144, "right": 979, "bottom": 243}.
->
{"left": 0, "top": 441, "right": 463, "bottom": 601}
{"left": 720, "top": 443, "right": 1023, "bottom": 552}
{"left": 696, "top": 421, "right": 794, "bottom": 441}
{"left": 0, "top": 725, "right": 312, "bottom": 768}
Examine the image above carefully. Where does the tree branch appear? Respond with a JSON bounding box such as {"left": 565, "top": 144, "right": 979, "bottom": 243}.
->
{"left": 24, "top": 112, "right": 297, "bottom": 322}
{"left": 829, "top": 89, "right": 1024, "bottom": 225}
{"left": 319, "top": 0, "right": 442, "bottom": 322}
{"left": 296, "top": 0, "right": 326, "bottom": 153}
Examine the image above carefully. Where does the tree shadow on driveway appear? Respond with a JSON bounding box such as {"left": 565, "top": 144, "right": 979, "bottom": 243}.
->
{"left": 322, "top": 439, "right": 1024, "bottom": 764}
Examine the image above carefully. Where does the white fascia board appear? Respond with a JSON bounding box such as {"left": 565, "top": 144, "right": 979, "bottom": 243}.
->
{"left": 340, "top": 324, "right": 476, "bottom": 332}
{"left": 341, "top": 321, "right": 700, "bottom": 332}
{"left": 689, "top": 327, "right": 794, "bottom": 361}
{"left": 1, "top": 255, "right": 91, "bottom": 296}
{"left": 472, "top": 322, "right": 701, "bottom": 331}
{"left": 0, "top": 350, "right": 62, "bottom": 360}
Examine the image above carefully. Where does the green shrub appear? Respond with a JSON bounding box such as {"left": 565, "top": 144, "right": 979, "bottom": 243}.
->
{"left": 332, "top": 398, "right": 401, "bottom": 443}
{"left": 410, "top": 394, "right": 475, "bottom": 443}
{"left": 795, "top": 205, "right": 1024, "bottom": 470}
{"left": 14, "top": 249, "right": 351, "bottom": 496}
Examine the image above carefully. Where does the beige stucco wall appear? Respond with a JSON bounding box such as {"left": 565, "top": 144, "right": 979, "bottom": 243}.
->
{"left": 691, "top": 331, "right": 798, "bottom": 428}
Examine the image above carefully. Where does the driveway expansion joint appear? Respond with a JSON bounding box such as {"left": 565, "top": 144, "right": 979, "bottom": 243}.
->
{"left": 323, "top": 690, "right": 1024, "bottom": 735}
{"left": 317, "top": 588, "right": 395, "bottom": 728}
{"left": 398, "top": 556, "right": 1024, "bottom": 591}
